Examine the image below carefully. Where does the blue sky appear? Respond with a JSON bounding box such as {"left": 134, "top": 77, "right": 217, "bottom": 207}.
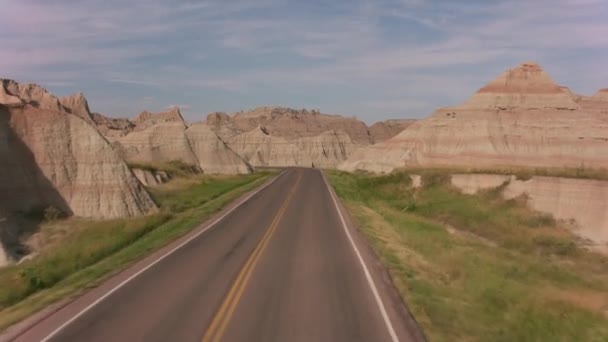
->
{"left": 1, "top": 0, "right": 607, "bottom": 124}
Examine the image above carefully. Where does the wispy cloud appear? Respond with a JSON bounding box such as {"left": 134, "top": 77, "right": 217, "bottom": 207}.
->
{"left": 1, "top": 0, "right": 606, "bottom": 122}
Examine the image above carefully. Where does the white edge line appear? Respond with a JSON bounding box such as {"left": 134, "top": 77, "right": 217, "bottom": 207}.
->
{"left": 322, "top": 172, "right": 400, "bottom": 342}
{"left": 39, "top": 171, "right": 286, "bottom": 342}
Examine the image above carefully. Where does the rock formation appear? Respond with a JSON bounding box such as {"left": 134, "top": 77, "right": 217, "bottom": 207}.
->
{"left": 132, "top": 168, "right": 170, "bottom": 187}
{"left": 341, "top": 62, "right": 608, "bottom": 173}
{"left": 369, "top": 119, "right": 416, "bottom": 143}
{"left": 209, "top": 107, "right": 372, "bottom": 143}
{"left": 59, "top": 92, "right": 94, "bottom": 124}
{"left": 95, "top": 105, "right": 414, "bottom": 171}
{"left": 575, "top": 88, "right": 608, "bottom": 114}
{"left": 0, "top": 79, "right": 157, "bottom": 219}
{"left": 451, "top": 174, "right": 608, "bottom": 253}
{"left": 91, "top": 112, "right": 136, "bottom": 139}
{"left": 111, "top": 108, "right": 252, "bottom": 174}
{"left": 206, "top": 107, "right": 382, "bottom": 168}
{"left": 185, "top": 123, "right": 252, "bottom": 174}
{"left": 132, "top": 107, "right": 185, "bottom": 131}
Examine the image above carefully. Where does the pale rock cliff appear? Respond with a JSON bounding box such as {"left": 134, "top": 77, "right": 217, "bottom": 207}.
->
{"left": 575, "top": 88, "right": 608, "bottom": 114}
{"left": 451, "top": 174, "right": 608, "bottom": 252}
{"left": 226, "top": 127, "right": 308, "bottom": 167}
{"left": 132, "top": 168, "right": 170, "bottom": 187}
{"left": 341, "top": 62, "right": 608, "bottom": 173}
{"left": 463, "top": 62, "right": 579, "bottom": 110}
{"left": 207, "top": 107, "right": 373, "bottom": 168}
{"left": 185, "top": 123, "right": 253, "bottom": 174}
{"left": 0, "top": 79, "right": 157, "bottom": 219}
{"left": 59, "top": 92, "right": 94, "bottom": 124}
{"left": 132, "top": 107, "right": 185, "bottom": 131}
{"left": 369, "top": 119, "right": 416, "bottom": 143}
{"left": 117, "top": 121, "right": 200, "bottom": 166}
{"left": 91, "top": 112, "right": 136, "bottom": 139}
{"left": 113, "top": 109, "right": 252, "bottom": 174}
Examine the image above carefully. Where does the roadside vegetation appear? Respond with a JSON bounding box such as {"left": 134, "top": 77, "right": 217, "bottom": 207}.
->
{"left": 127, "top": 160, "right": 201, "bottom": 178}
{"left": 328, "top": 170, "right": 608, "bottom": 341}
{"left": 0, "top": 170, "right": 276, "bottom": 331}
{"left": 397, "top": 165, "right": 608, "bottom": 182}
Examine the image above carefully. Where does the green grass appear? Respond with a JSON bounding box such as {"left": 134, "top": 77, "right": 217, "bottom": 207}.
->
{"left": 328, "top": 170, "right": 608, "bottom": 342}
{"left": 395, "top": 166, "right": 608, "bottom": 182}
{"left": 127, "top": 160, "right": 200, "bottom": 177}
{"left": 0, "top": 171, "right": 276, "bottom": 331}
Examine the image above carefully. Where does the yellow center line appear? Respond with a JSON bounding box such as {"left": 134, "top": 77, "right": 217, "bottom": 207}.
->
{"left": 202, "top": 172, "right": 302, "bottom": 342}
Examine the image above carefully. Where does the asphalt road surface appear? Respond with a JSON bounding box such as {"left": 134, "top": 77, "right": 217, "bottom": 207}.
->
{"left": 11, "top": 168, "right": 424, "bottom": 342}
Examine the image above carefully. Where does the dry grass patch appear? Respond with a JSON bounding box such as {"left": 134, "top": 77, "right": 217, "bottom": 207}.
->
{"left": 328, "top": 170, "right": 608, "bottom": 341}
{"left": 0, "top": 171, "right": 276, "bottom": 331}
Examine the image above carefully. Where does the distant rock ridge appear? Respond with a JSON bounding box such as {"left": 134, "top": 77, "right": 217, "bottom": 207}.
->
{"left": 0, "top": 79, "right": 157, "bottom": 219}
{"left": 92, "top": 105, "right": 415, "bottom": 171}
{"left": 464, "top": 62, "right": 580, "bottom": 110}
{"left": 91, "top": 112, "right": 136, "bottom": 138}
{"left": 369, "top": 119, "right": 416, "bottom": 143}
{"left": 593, "top": 88, "right": 608, "bottom": 101}
{"left": 205, "top": 107, "right": 366, "bottom": 167}
{"left": 202, "top": 106, "right": 417, "bottom": 168}
{"left": 210, "top": 106, "right": 372, "bottom": 142}
{"left": 132, "top": 107, "right": 186, "bottom": 131}
{"left": 109, "top": 108, "right": 252, "bottom": 174}
{"left": 1, "top": 79, "right": 96, "bottom": 124}
{"left": 341, "top": 62, "right": 608, "bottom": 173}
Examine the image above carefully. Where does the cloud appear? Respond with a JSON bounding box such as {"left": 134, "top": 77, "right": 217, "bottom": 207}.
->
{"left": 2, "top": 0, "right": 606, "bottom": 121}
{"left": 108, "top": 78, "right": 162, "bottom": 86}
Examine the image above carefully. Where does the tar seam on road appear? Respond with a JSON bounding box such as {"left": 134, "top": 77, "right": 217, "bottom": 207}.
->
{"left": 201, "top": 173, "right": 302, "bottom": 342}
{"left": 38, "top": 171, "right": 287, "bottom": 342}
{"left": 322, "top": 172, "right": 400, "bottom": 342}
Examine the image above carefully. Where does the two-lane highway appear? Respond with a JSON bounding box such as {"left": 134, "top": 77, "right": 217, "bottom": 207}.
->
{"left": 12, "top": 168, "right": 424, "bottom": 342}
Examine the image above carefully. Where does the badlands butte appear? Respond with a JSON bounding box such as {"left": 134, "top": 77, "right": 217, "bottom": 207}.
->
{"left": 1, "top": 61, "right": 608, "bottom": 263}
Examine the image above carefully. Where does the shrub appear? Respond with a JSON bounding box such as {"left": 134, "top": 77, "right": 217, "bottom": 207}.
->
{"left": 43, "top": 206, "right": 63, "bottom": 222}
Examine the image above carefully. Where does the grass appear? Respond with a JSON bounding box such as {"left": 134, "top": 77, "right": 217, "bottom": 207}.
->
{"left": 395, "top": 166, "right": 608, "bottom": 182}
{"left": 0, "top": 171, "right": 276, "bottom": 331}
{"left": 127, "top": 160, "right": 200, "bottom": 177}
{"left": 328, "top": 170, "right": 608, "bottom": 342}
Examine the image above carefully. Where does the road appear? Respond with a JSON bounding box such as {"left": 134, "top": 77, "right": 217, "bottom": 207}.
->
{"left": 11, "top": 168, "right": 424, "bottom": 342}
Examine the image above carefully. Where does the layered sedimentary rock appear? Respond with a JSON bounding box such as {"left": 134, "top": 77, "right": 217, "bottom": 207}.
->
{"left": 464, "top": 62, "right": 580, "bottom": 110}
{"left": 132, "top": 107, "right": 185, "bottom": 131}
{"left": 575, "top": 88, "right": 608, "bottom": 114}
{"left": 185, "top": 123, "right": 252, "bottom": 174}
{"left": 210, "top": 107, "right": 372, "bottom": 143}
{"left": 207, "top": 107, "right": 373, "bottom": 168}
{"left": 223, "top": 125, "right": 356, "bottom": 168}
{"left": 369, "top": 119, "right": 416, "bottom": 143}
{"left": 91, "top": 112, "right": 135, "bottom": 139}
{"left": 59, "top": 92, "right": 94, "bottom": 124}
{"left": 451, "top": 174, "right": 608, "bottom": 252}
{"left": 132, "top": 169, "right": 170, "bottom": 187}
{"left": 341, "top": 62, "right": 608, "bottom": 173}
{"left": 117, "top": 121, "right": 200, "bottom": 166}
{"left": 113, "top": 109, "right": 251, "bottom": 174}
{"left": 0, "top": 79, "right": 157, "bottom": 218}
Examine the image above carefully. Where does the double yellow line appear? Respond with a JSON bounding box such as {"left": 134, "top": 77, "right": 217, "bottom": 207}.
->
{"left": 202, "top": 173, "right": 302, "bottom": 342}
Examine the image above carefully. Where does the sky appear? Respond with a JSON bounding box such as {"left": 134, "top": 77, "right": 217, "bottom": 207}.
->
{"left": 1, "top": 0, "right": 607, "bottom": 124}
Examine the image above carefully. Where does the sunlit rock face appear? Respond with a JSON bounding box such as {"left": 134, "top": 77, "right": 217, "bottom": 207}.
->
{"left": 0, "top": 79, "right": 157, "bottom": 219}
{"left": 341, "top": 62, "right": 608, "bottom": 173}
{"left": 112, "top": 108, "right": 252, "bottom": 174}
{"left": 206, "top": 106, "right": 396, "bottom": 168}
{"left": 368, "top": 119, "right": 416, "bottom": 143}
{"left": 451, "top": 174, "right": 608, "bottom": 253}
